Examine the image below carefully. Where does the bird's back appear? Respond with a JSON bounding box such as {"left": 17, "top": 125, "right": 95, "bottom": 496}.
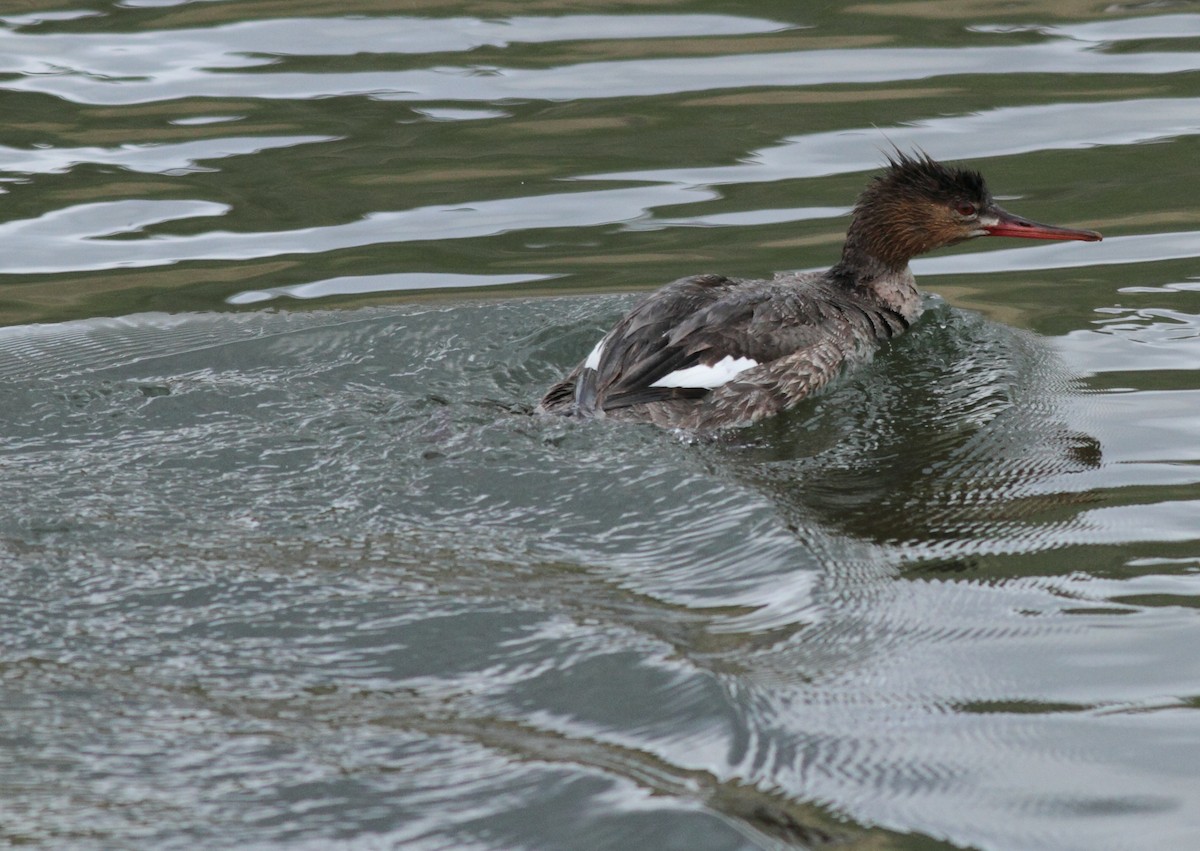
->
{"left": 538, "top": 270, "right": 918, "bottom": 430}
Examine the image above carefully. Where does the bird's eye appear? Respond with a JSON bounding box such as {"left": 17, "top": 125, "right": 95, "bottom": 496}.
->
{"left": 956, "top": 202, "right": 978, "bottom": 217}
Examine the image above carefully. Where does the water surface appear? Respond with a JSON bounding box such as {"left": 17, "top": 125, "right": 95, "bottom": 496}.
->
{"left": 3, "top": 2, "right": 1200, "bottom": 849}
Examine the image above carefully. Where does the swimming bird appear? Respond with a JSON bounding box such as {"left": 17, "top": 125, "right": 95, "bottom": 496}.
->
{"left": 538, "top": 151, "right": 1101, "bottom": 430}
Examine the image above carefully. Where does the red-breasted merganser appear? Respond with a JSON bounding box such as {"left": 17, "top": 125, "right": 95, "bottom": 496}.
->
{"left": 538, "top": 152, "right": 1101, "bottom": 430}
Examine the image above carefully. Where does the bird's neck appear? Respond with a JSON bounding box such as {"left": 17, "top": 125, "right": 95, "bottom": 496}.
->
{"left": 835, "top": 200, "right": 923, "bottom": 271}
{"left": 829, "top": 220, "right": 922, "bottom": 322}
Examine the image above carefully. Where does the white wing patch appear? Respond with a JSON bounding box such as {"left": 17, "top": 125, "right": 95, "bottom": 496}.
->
{"left": 650, "top": 355, "right": 759, "bottom": 389}
{"left": 583, "top": 337, "right": 606, "bottom": 370}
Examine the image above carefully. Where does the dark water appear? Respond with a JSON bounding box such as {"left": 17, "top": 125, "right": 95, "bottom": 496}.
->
{"left": 3, "top": 3, "right": 1200, "bottom": 849}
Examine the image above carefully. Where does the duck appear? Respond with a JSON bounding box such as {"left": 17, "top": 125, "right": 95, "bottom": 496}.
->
{"left": 537, "top": 151, "right": 1102, "bottom": 430}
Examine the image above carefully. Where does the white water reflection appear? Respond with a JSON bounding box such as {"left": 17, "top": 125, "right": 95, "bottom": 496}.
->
{"left": 0, "top": 135, "right": 333, "bottom": 176}
{"left": 979, "top": 13, "right": 1200, "bottom": 42}
{"left": 0, "top": 185, "right": 717, "bottom": 274}
{"left": 5, "top": 35, "right": 1200, "bottom": 105}
{"left": 228, "top": 272, "right": 560, "bottom": 304}
{"left": 592, "top": 99, "right": 1200, "bottom": 186}
{"left": 0, "top": 14, "right": 788, "bottom": 74}
{"left": 624, "top": 205, "right": 848, "bottom": 231}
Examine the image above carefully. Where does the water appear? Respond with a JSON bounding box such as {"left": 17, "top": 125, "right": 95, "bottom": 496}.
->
{"left": 3, "top": 2, "right": 1200, "bottom": 849}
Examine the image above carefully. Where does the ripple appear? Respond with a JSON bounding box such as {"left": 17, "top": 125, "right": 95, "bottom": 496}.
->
{"left": 592, "top": 98, "right": 1200, "bottom": 188}
{"left": 0, "top": 185, "right": 717, "bottom": 275}
{"left": 0, "top": 134, "right": 334, "bottom": 176}
{"left": 0, "top": 13, "right": 789, "bottom": 104}
{"left": 5, "top": 294, "right": 1200, "bottom": 850}
{"left": 2, "top": 34, "right": 1198, "bottom": 105}
{"left": 980, "top": 13, "right": 1200, "bottom": 42}
{"left": 227, "top": 272, "right": 560, "bottom": 305}
{"left": 1, "top": 13, "right": 786, "bottom": 63}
